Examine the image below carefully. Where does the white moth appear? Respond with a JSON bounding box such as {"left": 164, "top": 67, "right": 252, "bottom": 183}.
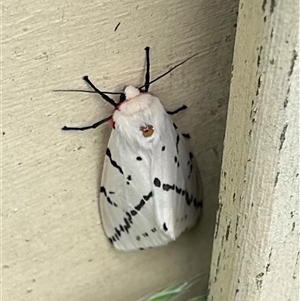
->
{"left": 61, "top": 47, "right": 203, "bottom": 251}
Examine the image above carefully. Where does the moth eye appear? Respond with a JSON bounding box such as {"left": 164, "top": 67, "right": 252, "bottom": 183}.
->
{"left": 140, "top": 125, "right": 154, "bottom": 137}
{"left": 119, "top": 93, "right": 126, "bottom": 103}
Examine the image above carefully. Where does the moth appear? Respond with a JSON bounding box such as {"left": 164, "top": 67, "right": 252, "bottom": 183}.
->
{"left": 61, "top": 47, "right": 203, "bottom": 251}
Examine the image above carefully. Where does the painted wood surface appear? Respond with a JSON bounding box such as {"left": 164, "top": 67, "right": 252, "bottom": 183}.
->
{"left": 208, "top": 0, "right": 299, "bottom": 300}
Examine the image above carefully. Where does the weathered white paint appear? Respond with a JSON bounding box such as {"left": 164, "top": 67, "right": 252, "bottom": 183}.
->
{"left": 208, "top": 0, "right": 299, "bottom": 300}
{"left": 2, "top": 1, "right": 238, "bottom": 300}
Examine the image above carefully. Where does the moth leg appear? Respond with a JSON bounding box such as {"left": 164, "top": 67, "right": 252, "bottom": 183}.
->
{"left": 62, "top": 116, "right": 111, "bottom": 131}
{"left": 182, "top": 133, "right": 191, "bottom": 139}
{"left": 141, "top": 46, "right": 150, "bottom": 93}
{"left": 167, "top": 105, "right": 187, "bottom": 115}
{"left": 83, "top": 76, "right": 117, "bottom": 107}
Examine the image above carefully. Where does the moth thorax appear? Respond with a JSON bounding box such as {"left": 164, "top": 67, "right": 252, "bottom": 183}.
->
{"left": 124, "top": 85, "right": 140, "bottom": 99}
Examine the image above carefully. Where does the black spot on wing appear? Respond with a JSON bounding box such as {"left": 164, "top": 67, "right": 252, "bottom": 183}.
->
{"left": 187, "top": 152, "right": 194, "bottom": 178}
{"left": 106, "top": 148, "right": 123, "bottom": 175}
{"left": 176, "top": 186, "right": 182, "bottom": 194}
{"left": 126, "top": 175, "right": 132, "bottom": 185}
{"left": 162, "top": 183, "right": 175, "bottom": 191}
{"left": 176, "top": 134, "right": 180, "bottom": 153}
{"left": 135, "top": 199, "right": 145, "bottom": 211}
{"left": 126, "top": 212, "right": 133, "bottom": 222}
{"left": 131, "top": 210, "right": 137, "bottom": 216}
{"left": 162, "top": 146, "right": 166, "bottom": 151}
{"left": 144, "top": 191, "right": 153, "bottom": 200}
{"left": 136, "top": 156, "right": 142, "bottom": 161}
{"left": 115, "top": 227, "right": 121, "bottom": 237}
{"left": 174, "top": 156, "right": 180, "bottom": 168}
{"left": 100, "top": 186, "right": 118, "bottom": 207}
{"left": 154, "top": 178, "right": 161, "bottom": 187}
{"left": 163, "top": 223, "right": 168, "bottom": 231}
{"left": 123, "top": 218, "right": 130, "bottom": 233}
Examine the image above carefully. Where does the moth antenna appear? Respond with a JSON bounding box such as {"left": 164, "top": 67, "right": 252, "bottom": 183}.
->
{"left": 139, "top": 52, "right": 199, "bottom": 90}
{"left": 53, "top": 89, "right": 123, "bottom": 95}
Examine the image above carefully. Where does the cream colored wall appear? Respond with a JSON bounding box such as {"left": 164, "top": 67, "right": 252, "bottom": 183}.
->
{"left": 208, "top": 0, "right": 299, "bottom": 300}
{"left": 2, "top": 1, "right": 238, "bottom": 300}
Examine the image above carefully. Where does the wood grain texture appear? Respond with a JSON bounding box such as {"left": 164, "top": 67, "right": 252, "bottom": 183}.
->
{"left": 2, "top": 0, "right": 238, "bottom": 300}
{"left": 208, "top": 0, "right": 299, "bottom": 300}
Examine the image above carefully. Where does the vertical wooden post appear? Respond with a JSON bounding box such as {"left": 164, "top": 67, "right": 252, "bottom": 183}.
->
{"left": 208, "top": 0, "right": 299, "bottom": 300}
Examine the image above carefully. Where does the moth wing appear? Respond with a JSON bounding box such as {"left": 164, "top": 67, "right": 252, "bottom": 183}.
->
{"left": 99, "top": 130, "right": 170, "bottom": 251}
{"left": 151, "top": 115, "right": 202, "bottom": 240}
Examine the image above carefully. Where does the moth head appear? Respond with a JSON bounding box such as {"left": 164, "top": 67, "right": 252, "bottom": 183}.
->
{"left": 118, "top": 85, "right": 141, "bottom": 104}
{"left": 119, "top": 93, "right": 126, "bottom": 103}
{"left": 124, "top": 86, "right": 141, "bottom": 100}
